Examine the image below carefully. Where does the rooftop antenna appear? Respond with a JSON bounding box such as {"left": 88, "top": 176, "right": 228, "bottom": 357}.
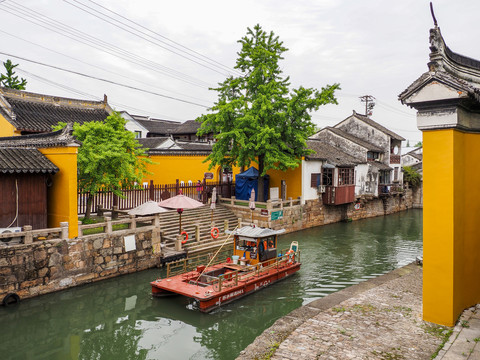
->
{"left": 430, "top": 2, "right": 438, "bottom": 26}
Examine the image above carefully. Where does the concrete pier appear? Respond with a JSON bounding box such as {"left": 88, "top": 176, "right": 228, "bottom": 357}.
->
{"left": 237, "top": 263, "right": 475, "bottom": 359}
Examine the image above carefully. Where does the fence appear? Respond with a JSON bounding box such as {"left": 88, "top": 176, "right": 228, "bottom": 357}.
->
{"left": 78, "top": 179, "right": 235, "bottom": 215}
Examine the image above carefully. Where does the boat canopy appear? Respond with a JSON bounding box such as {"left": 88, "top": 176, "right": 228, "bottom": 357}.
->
{"left": 225, "top": 226, "right": 285, "bottom": 238}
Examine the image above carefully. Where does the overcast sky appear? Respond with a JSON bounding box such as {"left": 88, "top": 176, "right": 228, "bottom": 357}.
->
{"left": 1, "top": 0, "right": 479, "bottom": 145}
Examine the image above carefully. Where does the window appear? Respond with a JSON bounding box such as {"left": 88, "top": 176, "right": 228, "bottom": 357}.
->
{"left": 322, "top": 168, "right": 333, "bottom": 186}
{"left": 134, "top": 131, "right": 142, "bottom": 139}
{"left": 310, "top": 173, "right": 321, "bottom": 188}
{"left": 338, "top": 168, "right": 354, "bottom": 186}
{"left": 367, "top": 151, "right": 380, "bottom": 161}
{"left": 379, "top": 170, "right": 391, "bottom": 185}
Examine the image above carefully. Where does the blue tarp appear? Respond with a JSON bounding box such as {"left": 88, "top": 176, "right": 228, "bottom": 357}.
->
{"left": 235, "top": 167, "right": 269, "bottom": 201}
{"left": 235, "top": 167, "right": 258, "bottom": 201}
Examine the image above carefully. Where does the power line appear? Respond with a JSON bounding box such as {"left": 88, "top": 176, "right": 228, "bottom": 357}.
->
{"left": 1, "top": 52, "right": 209, "bottom": 108}
{"left": 0, "top": 28, "right": 212, "bottom": 104}
{"left": 64, "top": 0, "right": 242, "bottom": 77}
{"left": 0, "top": 1, "right": 213, "bottom": 88}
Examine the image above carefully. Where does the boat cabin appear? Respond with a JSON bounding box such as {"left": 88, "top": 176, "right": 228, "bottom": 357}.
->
{"left": 227, "top": 226, "right": 286, "bottom": 266}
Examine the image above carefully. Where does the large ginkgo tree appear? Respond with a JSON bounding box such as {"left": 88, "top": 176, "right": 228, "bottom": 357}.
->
{"left": 197, "top": 24, "right": 340, "bottom": 201}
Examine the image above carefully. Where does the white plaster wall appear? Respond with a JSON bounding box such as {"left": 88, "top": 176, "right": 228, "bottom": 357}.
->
{"left": 355, "top": 163, "right": 378, "bottom": 196}
{"left": 122, "top": 112, "right": 148, "bottom": 138}
{"left": 302, "top": 159, "right": 323, "bottom": 204}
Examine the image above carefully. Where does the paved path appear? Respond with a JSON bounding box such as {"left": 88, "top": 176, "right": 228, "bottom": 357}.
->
{"left": 237, "top": 263, "right": 480, "bottom": 359}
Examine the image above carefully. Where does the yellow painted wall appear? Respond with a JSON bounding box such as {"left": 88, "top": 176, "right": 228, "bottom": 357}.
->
{"left": 423, "top": 129, "right": 480, "bottom": 326}
{"left": 144, "top": 154, "right": 242, "bottom": 184}
{"left": 39, "top": 147, "right": 79, "bottom": 238}
{"left": 267, "top": 165, "right": 302, "bottom": 200}
{"left": 0, "top": 114, "right": 18, "bottom": 137}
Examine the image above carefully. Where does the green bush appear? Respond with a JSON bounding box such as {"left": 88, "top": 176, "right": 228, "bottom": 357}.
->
{"left": 403, "top": 166, "right": 421, "bottom": 188}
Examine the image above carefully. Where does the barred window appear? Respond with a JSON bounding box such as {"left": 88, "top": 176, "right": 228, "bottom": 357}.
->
{"left": 338, "top": 168, "right": 354, "bottom": 186}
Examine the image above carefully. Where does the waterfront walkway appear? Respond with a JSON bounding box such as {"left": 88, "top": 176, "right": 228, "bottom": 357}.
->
{"left": 237, "top": 263, "right": 480, "bottom": 359}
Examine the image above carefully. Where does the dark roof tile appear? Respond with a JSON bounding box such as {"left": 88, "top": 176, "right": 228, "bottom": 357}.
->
{"left": 0, "top": 148, "right": 59, "bottom": 174}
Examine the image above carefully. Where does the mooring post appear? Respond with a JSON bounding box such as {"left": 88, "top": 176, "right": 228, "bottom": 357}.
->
{"left": 130, "top": 215, "right": 136, "bottom": 231}
{"left": 77, "top": 221, "right": 83, "bottom": 237}
{"left": 195, "top": 224, "right": 200, "bottom": 242}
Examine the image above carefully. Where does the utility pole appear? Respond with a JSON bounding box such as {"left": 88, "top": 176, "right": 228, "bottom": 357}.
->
{"left": 359, "top": 95, "right": 376, "bottom": 117}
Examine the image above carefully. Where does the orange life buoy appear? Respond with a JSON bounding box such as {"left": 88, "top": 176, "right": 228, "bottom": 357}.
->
{"left": 211, "top": 227, "right": 220, "bottom": 239}
{"left": 181, "top": 231, "right": 188, "bottom": 244}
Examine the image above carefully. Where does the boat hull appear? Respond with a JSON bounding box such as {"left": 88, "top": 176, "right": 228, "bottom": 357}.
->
{"left": 151, "top": 261, "right": 301, "bottom": 312}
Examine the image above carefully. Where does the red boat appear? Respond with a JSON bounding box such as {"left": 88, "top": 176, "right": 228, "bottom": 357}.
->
{"left": 151, "top": 226, "right": 301, "bottom": 312}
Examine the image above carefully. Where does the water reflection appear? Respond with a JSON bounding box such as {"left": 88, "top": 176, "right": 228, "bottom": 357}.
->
{"left": 0, "top": 210, "right": 422, "bottom": 360}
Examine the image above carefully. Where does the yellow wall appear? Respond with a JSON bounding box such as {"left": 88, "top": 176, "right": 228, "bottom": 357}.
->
{"left": 39, "top": 147, "right": 79, "bottom": 238}
{"left": 423, "top": 129, "right": 480, "bottom": 326}
{"left": 144, "top": 154, "right": 242, "bottom": 184}
{"left": 0, "top": 114, "right": 18, "bottom": 137}
{"left": 267, "top": 165, "right": 302, "bottom": 200}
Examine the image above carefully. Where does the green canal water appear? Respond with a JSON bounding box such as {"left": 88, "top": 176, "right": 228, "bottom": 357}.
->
{"left": 0, "top": 210, "right": 423, "bottom": 360}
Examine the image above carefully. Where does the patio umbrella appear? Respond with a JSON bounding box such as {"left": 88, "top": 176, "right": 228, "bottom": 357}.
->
{"left": 158, "top": 192, "right": 204, "bottom": 233}
{"left": 249, "top": 188, "right": 255, "bottom": 223}
{"left": 210, "top": 187, "right": 217, "bottom": 224}
{"left": 127, "top": 200, "right": 169, "bottom": 216}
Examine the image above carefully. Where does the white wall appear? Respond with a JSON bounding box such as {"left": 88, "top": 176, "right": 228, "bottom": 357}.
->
{"left": 301, "top": 159, "right": 323, "bottom": 204}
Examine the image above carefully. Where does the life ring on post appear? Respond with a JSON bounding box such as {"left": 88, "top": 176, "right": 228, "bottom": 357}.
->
{"left": 211, "top": 227, "right": 220, "bottom": 239}
{"left": 181, "top": 231, "right": 188, "bottom": 245}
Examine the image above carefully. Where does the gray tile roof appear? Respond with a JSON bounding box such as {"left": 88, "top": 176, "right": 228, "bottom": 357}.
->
{"left": 174, "top": 140, "right": 212, "bottom": 151}
{"left": 322, "top": 127, "right": 384, "bottom": 152}
{"left": 131, "top": 116, "right": 181, "bottom": 135}
{"left": 0, "top": 88, "right": 110, "bottom": 134}
{"left": 306, "top": 139, "right": 363, "bottom": 167}
{"left": 137, "top": 137, "right": 171, "bottom": 149}
{"left": 0, "top": 147, "right": 59, "bottom": 174}
{"left": 0, "top": 124, "right": 79, "bottom": 148}
{"left": 171, "top": 120, "right": 201, "bottom": 134}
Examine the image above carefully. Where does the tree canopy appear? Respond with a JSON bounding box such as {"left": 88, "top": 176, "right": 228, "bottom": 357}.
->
{"left": 55, "top": 112, "right": 151, "bottom": 218}
{"left": 0, "top": 59, "right": 27, "bottom": 90}
{"left": 197, "top": 24, "right": 339, "bottom": 200}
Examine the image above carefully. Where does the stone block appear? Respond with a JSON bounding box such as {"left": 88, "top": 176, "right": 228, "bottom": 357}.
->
{"left": 38, "top": 268, "right": 48, "bottom": 277}
{"left": 102, "top": 238, "right": 111, "bottom": 248}
{"left": 64, "top": 263, "right": 75, "bottom": 271}
{"left": 105, "top": 256, "right": 111, "bottom": 263}
{"left": 0, "top": 267, "right": 12, "bottom": 275}
{"left": 93, "top": 239, "right": 103, "bottom": 250}
{"left": 113, "top": 247, "right": 123, "bottom": 255}
{"left": 63, "top": 255, "right": 72, "bottom": 263}
{"left": 75, "top": 273, "right": 95, "bottom": 283}
{"left": 34, "top": 250, "right": 47, "bottom": 262}
{"left": 0, "top": 258, "right": 9, "bottom": 267}
{"left": 137, "top": 250, "right": 145, "bottom": 257}
{"left": 94, "top": 256, "right": 104, "bottom": 265}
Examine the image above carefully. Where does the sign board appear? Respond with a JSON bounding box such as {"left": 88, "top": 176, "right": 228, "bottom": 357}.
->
{"left": 271, "top": 210, "right": 283, "bottom": 221}
{"left": 204, "top": 172, "right": 214, "bottom": 180}
{"left": 261, "top": 209, "right": 268, "bottom": 216}
{"left": 354, "top": 203, "right": 361, "bottom": 210}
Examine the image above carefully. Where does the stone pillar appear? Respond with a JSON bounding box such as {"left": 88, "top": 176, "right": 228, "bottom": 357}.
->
{"left": 60, "top": 222, "right": 69, "bottom": 240}
{"left": 224, "top": 220, "right": 229, "bottom": 232}
{"left": 24, "top": 225, "right": 33, "bottom": 244}
{"left": 77, "top": 221, "right": 83, "bottom": 237}
{"left": 175, "top": 234, "right": 183, "bottom": 251}
{"left": 195, "top": 224, "right": 200, "bottom": 242}
{"left": 130, "top": 215, "right": 136, "bottom": 231}
{"left": 105, "top": 217, "right": 112, "bottom": 234}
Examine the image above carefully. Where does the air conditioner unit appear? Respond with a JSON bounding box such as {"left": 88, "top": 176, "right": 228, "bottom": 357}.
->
{"left": 317, "top": 185, "right": 326, "bottom": 193}
{"left": 0, "top": 227, "right": 22, "bottom": 244}
{"left": 0, "top": 227, "right": 21, "bottom": 234}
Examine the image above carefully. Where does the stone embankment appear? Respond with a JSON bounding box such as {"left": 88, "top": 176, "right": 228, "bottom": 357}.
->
{"left": 237, "top": 263, "right": 450, "bottom": 360}
{"left": 228, "top": 187, "right": 421, "bottom": 233}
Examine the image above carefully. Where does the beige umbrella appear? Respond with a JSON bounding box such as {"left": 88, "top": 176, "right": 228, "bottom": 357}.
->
{"left": 249, "top": 188, "right": 255, "bottom": 223}
{"left": 128, "top": 200, "right": 169, "bottom": 216}
{"left": 158, "top": 192, "right": 204, "bottom": 233}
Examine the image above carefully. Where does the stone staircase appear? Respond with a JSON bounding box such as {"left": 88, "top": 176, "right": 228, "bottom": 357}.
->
{"left": 157, "top": 204, "right": 238, "bottom": 255}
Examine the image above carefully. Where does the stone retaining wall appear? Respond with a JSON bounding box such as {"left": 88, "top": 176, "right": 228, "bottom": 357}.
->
{"left": 231, "top": 191, "right": 416, "bottom": 234}
{"left": 0, "top": 226, "right": 161, "bottom": 302}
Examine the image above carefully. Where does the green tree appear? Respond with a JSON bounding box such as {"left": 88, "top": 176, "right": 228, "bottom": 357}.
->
{"left": 0, "top": 59, "right": 27, "bottom": 89}
{"left": 197, "top": 24, "right": 339, "bottom": 201}
{"left": 55, "top": 112, "right": 151, "bottom": 219}
{"left": 403, "top": 166, "right": 422, "bottom": 188}
{"left": 414, "top": 141, "right": 422, "bottom": 147}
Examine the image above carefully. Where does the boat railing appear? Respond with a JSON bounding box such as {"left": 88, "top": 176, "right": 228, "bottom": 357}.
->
{"left": 213, "top": 248, "right": 300, "bottom": 292}
{"left": 166, "top": 251, "right": 230, "bottom": 277}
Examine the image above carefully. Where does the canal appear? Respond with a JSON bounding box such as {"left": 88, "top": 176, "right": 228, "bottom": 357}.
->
{"left": 0, "top": 209, "right": 422, "bottom": 360}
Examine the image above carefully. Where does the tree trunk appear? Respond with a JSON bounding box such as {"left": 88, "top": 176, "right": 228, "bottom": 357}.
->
{"left": 257, "top": 156, "right": 265, "bottom": 202}
{"left": 85, "top": 194, "right": 93, "bottom": 219}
